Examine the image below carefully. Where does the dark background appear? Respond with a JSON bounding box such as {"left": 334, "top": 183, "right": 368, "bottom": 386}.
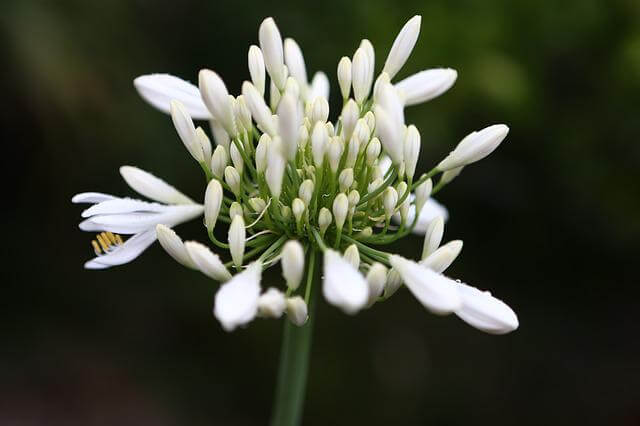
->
{"left": 2, "top": 0, "right": 639, "bottom": 425}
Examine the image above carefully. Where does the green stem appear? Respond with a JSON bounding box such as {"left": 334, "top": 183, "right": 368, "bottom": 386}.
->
{"left": 271, "top": 249, "right": 319, "bottom": 426}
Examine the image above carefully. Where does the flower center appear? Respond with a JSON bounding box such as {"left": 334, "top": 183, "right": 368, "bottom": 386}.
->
{"left": 91, "top": 231, "right": 124, "bottom": 255}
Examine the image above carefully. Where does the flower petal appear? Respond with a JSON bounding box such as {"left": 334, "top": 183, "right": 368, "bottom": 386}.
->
{"left": 454, "top": 282, "right": 519, "bottom": 334}
{"left": 213, "top": 262, "right": 262, "bottom": 331}
{"left": 84, "top": 229, "right": 157, "bottom": 269}
{"left": 81, "top": 198, "right": 168, "bottom": 218}
{"left": 72, "top": 192, "right": 117, "bottom": 204}
{"left": 395, "top": 68, "right": 457, "bottom": 106}
{"left": 84, "top": 204, "right": 204, "bottom": 234}
{"left": 133, "top": 74, "right": 212, "bottom": 120}
{"left": 120, "top": 166, "right": 195, "bottom": 205}
{"left": 322, "top": 249, "right": 368, "bottom": 314}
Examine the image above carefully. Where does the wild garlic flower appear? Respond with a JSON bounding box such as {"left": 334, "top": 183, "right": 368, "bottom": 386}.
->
{"left": 77, "top": 15, "right": 518, "bottom": 335}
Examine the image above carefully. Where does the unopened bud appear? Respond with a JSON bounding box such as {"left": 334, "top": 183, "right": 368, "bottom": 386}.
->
{"left": 228, "top": 215, "right": 246, "bottom": 267}
{"left": 299, "top": 180, "right": 314, "bottom": 206}
{"left": 311, "top": 121, "right": 328, "bottom": 167}
{"left": 318, "top": 208, "right": 332, "bottom": 235}
{"left": 339, "top": 168, "right": 354, "bottom": 193}
{"left": 332, "top": 193, "right": 349, "bottom": 230}
{"left": 258, "top": 287, "right": 286, "bottom": 318}
{"left": 259, "top": 17, "right": 286, "bottom": 90}
{"left": 366, "top": 262, "right": 388, "bottom": 306}
{"left": 286, "top": 296, "right": 308, "bottom": 326}
{"left": 421, "top": 240, "right": 463, "bottom": 273}
{"left": 184, "top": 241, "right": 232, "bottom": 282}
{"left": 255, "top": 133, "right": 271, "bottom": 173}
{"left": 292, "top": 198, "right": 305, "bottom": 223}
{"left": 328, "top": 136, "right": 343, "bottom": 174}
{"left": 366, "top": 138, "right": 381, "bottom": 166}
{"left": 345, "top": 136, "right": 360, "bottom": 168}
{"left": 363, "top": 111, "right": 375, "bottom": 134}
{"left": 195, "top": 127, "right": 212, "bottom": 162}
{"left": 437, "top": 125, "right": 509, "bottom": 171}
{"left": 248, "top": 45, "right": 266, "bottom": 96}
{"left": 310, "top": 96, "right": 329, "bottom": 124}
{"left": 404, "top": 125, "right": 421, "bottom": 181}
{"left": 348, "top": 189, "right": 360, "bottom": 208}
{"left": 210, "top": 145, "right": 228, "bottom": 179}
{"left": 230, "top": 143, "right": 244, "bottom": 174}
{"left": 415, "top": 177, "right": 433, "bottom": 215}
{"left": 422, "top": 216, "right": 444, "bottom": 259}
{"left": 204, "top": 179, "right": 223, "bottom": 232}
{"left": 229, "top": 202, "right": 243, "bottom": 219}
{"left": 341, "top": 99, "right": 359, "bottom": 141}
{"left": 281, "top": 240, "right": 305, "bottom": 290}
{"left": 224, "top": 166, "right": 241, "bottom": 196}
{"left": 383, "top": 187, "right": 398, "bottom": 219}
{"left": 337, "top": 56, "right": 352, "bottom": 100}
{"left": 248, "top": 197, "right": 267, "bottom": 213}
{"left": 441, "top": 166, "right": 463, "bottom": 184}
{"left": 343, "top": 244, "right": 360, "bottom": 270}
{"left": 199, "top": 69, "right": 237, "bottom": 137}
{"left": 383, "top": 268, "right": 403, "bottom": 298}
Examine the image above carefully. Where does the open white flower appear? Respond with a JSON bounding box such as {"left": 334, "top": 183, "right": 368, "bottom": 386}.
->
{"left": 73, "top": 167, "right": 203, "bottom": 269}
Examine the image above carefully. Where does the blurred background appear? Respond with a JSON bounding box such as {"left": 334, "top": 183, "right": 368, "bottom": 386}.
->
{"left": 2, "top": 0, "right": 639, "bottom": 424}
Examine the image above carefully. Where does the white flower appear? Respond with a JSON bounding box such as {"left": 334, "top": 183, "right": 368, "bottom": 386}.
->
{"left": 389, "top": 255, "right": 461, "bottom": 314}
{"left": 373, "top": 105, "right": 404, "bottom": 165}
{"left": 395, "top": 68, "right": 458, "bottom": 106}
{"left": 259, "top": 17, "right": 286, "bottom": 90}
{"left": 214, "top": 262, "right": 262, "bottom": 331}
{"left": 437, "top": 124, "right": 510, "bottom": 171}
{"left": 421, "top": 240, "right": 463, "bottom": 274}
{"left": 248, "top": 45, "right": 266, "bottom": 96}
{"left": 383, "top": 15, "right": 421, "bottom": 79}
{"left": 286, "top": 296, "right": 308, "bottom": 326}
{"left": 281, "top": 240, "right": 305, "bottom": 290}
{"left": 258, "top": 287, "right": 287, "bottom": 318}
{"left": 133, "top": 74, "right": 211, "bottom": 120}
{"left": 184, "top": 241, "right": 232, "bottom": 282}
{"left": 284, "top": 38, "right": 308, "bottom": 90}
{"left": 198, "top": 69, "right": 237, "bottom": 137}
{"left": 74, "top": 167, "right": 202, "bottom": 269}
{"left": 242, "top": 81, "right": 277, "bottom": 136}
{"left": 322, "top": 249, "right": 368, "bottom": 314}
{"left": 454, "top": 282, "right": 519, "bottom": 334}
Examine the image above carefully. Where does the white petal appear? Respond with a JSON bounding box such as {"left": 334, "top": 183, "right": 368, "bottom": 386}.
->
{"left": 133, "top": 74, "right": 211, "bottom": 120}
{"left": 258, "top": 287, "right": 287, "bottom": 318}
{"left": 84, "top": 204, "right": 203, "bottom": 234}
{"left": 382, "top": 15, "right": 421, "bottom": 79}
{"left": 322, "top": 249, "right": 368, "bottom": 314}
{"left": 420, "top": 240, "right": 463, "bottom": 273}
{"left": 286, "top": 296, "right": 308, "bottom": 326}
{"left": 81, "top": 198, "right": 167, "bottom": 218}
{"left": 393, "top": 197, "right": 449, "bottom": 234}
{"left": 120, "top": 166, "right": 195, "bottom": 205}
{"left": 214, "top": 262, "right": 262, "bottom": 331}
{"left": 284, "top": 38, "right": 308, "bottom": 88}
{"left": 395, "top": 68, "right": 457, "bottom": 106}
{"left": 455, "top": 282, "right": 519, "bottom": 334}
{"left": 84, "top": 229, "right": 157, "bottom": 269}
{"left": 156, "top": 225, "right": 196, "bottom": 269}
{"left": 389, "top": 255, "right": 461, "bottom": 315}
{"left": 72, "top": 192, "right": 116, "bottom": 204}
{"left": 184, "top": 241, "right": 232, "bottom": 282}
{"left": 309, "top": 72, "right": 330, "bottom": 102}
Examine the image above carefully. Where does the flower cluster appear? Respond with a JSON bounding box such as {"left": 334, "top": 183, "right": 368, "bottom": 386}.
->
{"left": 74, "top": 16, "right": 518, "bottom": 334}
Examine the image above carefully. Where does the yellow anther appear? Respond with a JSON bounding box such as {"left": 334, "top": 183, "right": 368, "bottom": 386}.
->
{"left": 115, "top": 234, "right": 124, "bottom": 245}
{"left": 91, "top": 240, "right": 102, "bottom": 255}
{"left": 105, "top": 231, "right": 118, "bottom": 245}
{"left": 91, "top": 232, "right": 124, "bottom": 256}
{"left": 96, "top": 234, "right": 110, "bottom": 252}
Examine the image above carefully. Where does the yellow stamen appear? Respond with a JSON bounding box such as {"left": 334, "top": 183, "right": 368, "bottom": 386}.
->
{"left": 105, "top": 231, "right": 118, "bottom": 245}
{"left": 91, "top": 232, "right": 124, "bottom": 256}
{"left": 91, "top": 240, "right": 102, "bottom": 255}
{"left": 115, "top": 234, "right": 124, "bottom": 245}
{"left": 96, "top": 234, "right": 110, "bottom": 252}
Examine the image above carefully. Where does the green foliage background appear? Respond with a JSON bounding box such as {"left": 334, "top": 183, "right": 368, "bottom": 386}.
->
{"left": 2, "top": 0, "right": 639, "bottom": 424}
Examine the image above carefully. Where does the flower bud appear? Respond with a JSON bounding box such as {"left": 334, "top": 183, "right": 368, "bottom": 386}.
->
{"left": 259, "top": 17, "right": 286, "bottom": 90}
{"left": 255, "top": 133, "right": 271, "bottom": 173}
{"left": 292, "top": 198, "right": 305, "bottom": 223}
{"left": 248, "top": 45, "right": 266, "bottom": 96}
{"left": 325, "top": 121, "right": 335, "bottom": 137}
{"left": 228, "top": 215, "right": 246, "bottom": 267}
{"left": 348, "top": 189, "right": 360, "bottom": 208}
{"left": 366, "top": 138, "right": 381, "bottom": 166}
{"left": 210, "top": 119, "right": 230, "bottom": 150}
{"left": 298, "top": 124, "right": 309, "bottom": 150}
{"left": 210, "top": 145, "right": 228, "bottom": 179}
{"left": 199, "top": 69, "right": 237, "bottom": 137}
{"left": 284, "top": 38, "right": 308, "bottom": 89}
{"left": 270, "top": 80, "right": 281, "bottom": 111}
{"left": 373, "top": 105, "right": 403, "bottom": 165}
{"left": 345, "top": 136, "right": 360, "bottom": 168}
{"left": 327, "top": 136, "right": 343, "bottom": 174}
{"left": 383, "top": 267, "right": 403, "bottom": 298}
{"left": 383, "top": 187, "right": 398, "bottom": 219}
{"left": 404, "top": 125, "right": 421, "bottom": 181}
{"left": 437, "top": 125, "right": 509, "bottom": 171}
{"left": 395, "top": 68, "right": 457, "bottom": 106}
{"left": 156, "top": 224, "right": 195, "bottom": 269}
{"left": 229, "top": 202, "right": 243, "bottom": 219}
{"left": 310, "top": 96, "right": 329, "bottom": 124}
{"left": 368, "top": 177, "right": 383, "bottom": 195}
{"left": 299, "top": 179, "right": 314, "bottom": 206}
{"left": 311, "top": 121, "right": 328, "bottom": 167}
{"left": 420, "top": 240, "right": 463, "bottom": 273}
{"left": 286, "top": 296, "right": 308, "bottom": 326}
{"left": 366, "top": 262, "right": 388, "bottom": 306}
{"left": 265, "top": 139, "right": 286, "bottom": 199}
{"left": 281, "top": 205, "right": 292, "bottom": 220}
{"left": 341, "top": 99, "right": 359, "bottom": 142}
{"left": 281, "top": 240, "right": 305, "bottom": 290}
{"left": 360, "top": 39, "right": 375, "bottom": 95}
{"left": 204, "top": 179, "right": 223, "bottom": 232}
{"left": 170, "top": 100, "right": 201, "bottom": 162}
{"left": 230, "top": 143, "right": 244, "bottom": 174}
{"left": 422, "top": 216, "right": 444, "bottom": 259}
{"left": 224, "top": 166, "right": 241, "bottom": 196}
{"left": 234, "top": 95, "right": 253, "bottom": 133}
{"left": 339, "top": 168, "right": 354, "bottom": 193}
{"left": 357, "top": 226, "right": 372, "bottom": 238}
{"left": 278, "top": 93, "right": 301, "bottom": 161}
{"left": 242, "top": 81, "right": 277, "bottom": 136}
{"left": 353, "top": 119, "right": 370, "bottom": 146}
{"left": 382, "top": 15, "right": 421, "bottom": 79}
{"left": 184, "top": 241, "right": 232, "bottom": 282}
{"left": 414, "top": 177, "right": 433, "bottom": 215}
{"left": 352, "top": 47, "right": 370, "bottom": 104}
{"left": 337, "top": 56, "right": 352, "bottom": 100}
{"left": 363, "top": 111, "right": 375, "bottom": 134}
{"left": 332, "top": 193, "right": 349, "bottom": 230}
{"left": 441, "top": 166, "right": 463, "bottom": 184}
{"left": 318, "top": 208, "right": 332, "bottom": 235}
{"left": 248, "top": 197, "right": 267, "bottom": 213}
{"left": 195, "top": 127, "right": 212, "bottom": 162}
{"left": 258, "top": 287, "right": 286, "bottom": 318}
{"left": 343, "top": 244, "right": 360, "bottom": 270}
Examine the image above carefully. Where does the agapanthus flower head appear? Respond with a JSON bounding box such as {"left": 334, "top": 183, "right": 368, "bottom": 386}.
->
{"left": 74, "top": 15, "right": 518, "bottom": 335}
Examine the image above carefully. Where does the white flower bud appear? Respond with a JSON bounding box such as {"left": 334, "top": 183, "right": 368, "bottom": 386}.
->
{"left": 422, "top": 215, "right": 444, "bottom": 259}
{"left": 270, "top": 80, "right": 281, "bottom": 111}
{"left": 299, "top": 179, "right": 315, "bottom": 206}
{"left": 366, "top": 137, "right": 382, "bottom": 166}
{"left": 383, "top": 15, "right": 421, "bottom": 79}
{"left": 281, "top": 240, "right": 305, "bottom": 290}
{"left": 265, "top": 139, "right": 286, "bottom": 199}
{"left": 284, "top": 38, "right": 308, "bottom": 89}
{"left": 248, "top": 197, "right": 267, "bottom": 213}
{"left": 325, "top": 121, "right": 335, "bottom": 137}
{"left": 259, "top": 17, "right": 286, "bottom": 90}
{"left": 311, "top": 121, "right": 328, "bottom": 167}
{"left": 383, "top": 268, "right": 403, "bottom": 298}
{"left": 210, "top": 118, "right": 230, "bottom": 150}
{"left": 133, "top": 74, "right": 210, "bottom": 119}
{"left": 156, "top": 224, "right": 195, "bottom": 269}
{"left": 184, "top": 241, "right": 232, "bottom": 282}
{"left": 309, "top": 71, "right": 329, "bottom": 102}
{"left": 258, "top": 287, "right": 286, "bottom": 318}
{"left": 337, "top": 56, "right": 352, "bottom": 100}
{"left": 229, "top": 202, "right": 243, "bottom": 219}
{"left": 230, "top": 143, "right": 244, "bottom": 175}
{"left": 310, "top": 96, "right": 329, "bottom": 125}
{"left": 414, "top": 177, "right": 433, "bottom": 214}
{"left": 198, "top": 69, "right": 237, "bottom": 137}
{"left": 318, "top": 207, "right": 332, "bottom": 235}
{"left": 255, "top": 133, "right": 271, "bottom": 173}
{"left": 195, "top": 127, "right": 212, "bottom": 162}
{"left": 332, "top": 193, "right": 349, "bottom": 230}
{"left": 228, "top": 215, "right": 246, "bottom": 267}
{"left": 437, "top": 125, "right": 509, "bottom": 171}
{"left": 286, "top": 296, "right": 308, "bottom": 326}
{"left": 353, "top": 119, "right": 371, "bottom": 146}
{"left": 372, "top": 162, "right": 384, "bottom": 180}
{"left": 360, "top": 39, "right": 375, "bottom": 95}
{"left": 357, "top": 226, "right": 372, "bottom": 238}
{"left": 242, "top": 81, "right": 277, "bottom": 136}
{"left": 345, "top": 136, "right": 360, "bottom": 168}
{"left": 352, "top": 47, "right": 370, "bottom": 104}
{"left": 248, "top": 45, "right": 266, "bottom": 96}
{"left": 210, "top": 145, "right": 228, "bottom": 179}
{"left": 277, "top": 93, "right": 300, "bottom": 161}
{"left": 348, "top": 190, "right": 360, "bottom": 208}
{"left": 363, "top": 111, "right": 375, "bottom": 134}
{"left": 298, "top": 124, "right": 309, "bottom": 149}
{"left": 235, "top": 95, "right": 253, "bottom": 133}
{"left": 404, "top": 125, "right": 421, "bottom": 181}
{"left": 454, "top": 282, "right": 519, "bottom": 335}
{"left": 383, "top": 187, "right": 398, "bottom": 219}
{"left": 340, "top": 99, "right": 359, "bottom": 142}
{"left": 338, "top": 168, "right": 354, "bottom": 193}
{"left": 395, "top": 68, "right": 457, "bottom": 106}
{"left": 204, "top": 179, "right": 223, "bottom": 232}
{"left": 366, "top": 262, "right": 388, "bottom": 306}
{"left": 343, "top": 244, "right": 360, "bottom": 270}
{"left": 375, "top": 75, "right": 404, "bottom": 126}
{"left": 224, "top": 166, "right": 241, "bottom": 196}
{"left": 292, "top": 198, "right": 305, "bottom": 223}
{"left": 284, "top": 76, "right": 300, "bottom": 100}
{"left": 420, "top": 240, "right": 463, "bottom": 273}
{"left": 170, "top": 100, "right": 201, "bottom": 162}
{"left": 368, "top": 177, "right": 383, "bottom": 195}
{"left": 281, "top": 205, "right": 292, "bottom": 220}
{"left": 373, "top": 105, "right": 403, "bottom": 165}
{"left": 441, "top": 166, "right": 463, "bottom": 184}
{"left": 327, "top": 136, "right": 343, "bottom": 174}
